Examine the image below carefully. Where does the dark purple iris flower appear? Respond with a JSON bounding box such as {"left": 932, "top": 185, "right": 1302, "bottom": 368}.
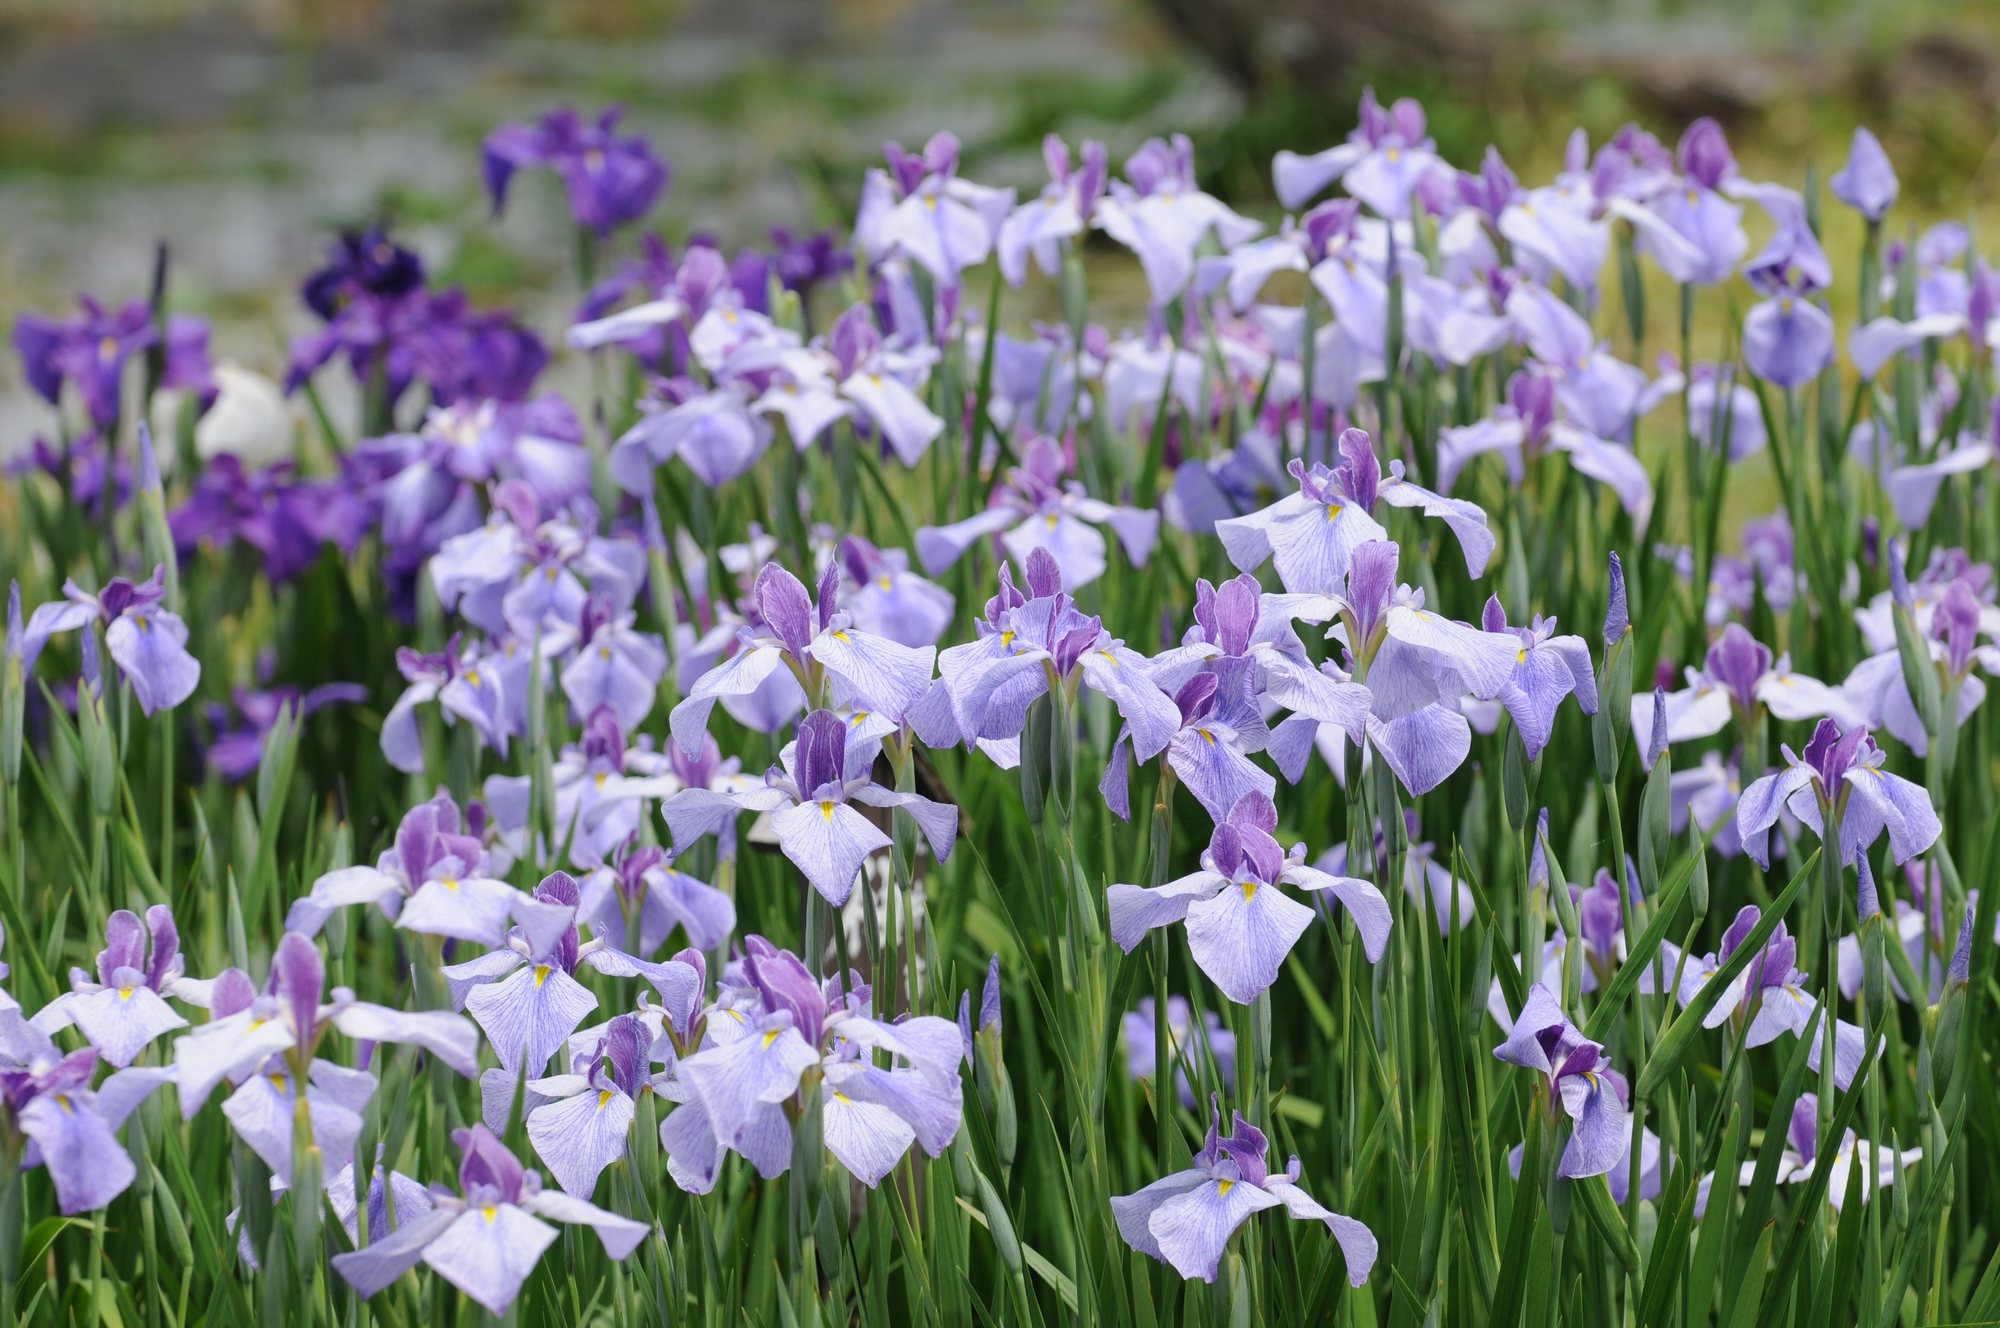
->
{"left": 13, "top": 297, "right": 214, "bottom": 431}
{"left": 484, "top": 106, "right": 669, "bottom": 237}
{"left": 169, "top": 456, "right": 366, "bottom": 583}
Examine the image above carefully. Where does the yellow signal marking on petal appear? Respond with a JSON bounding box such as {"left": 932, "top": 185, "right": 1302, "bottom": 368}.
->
{"left": 1325, "top": 504, "right": 1343, "bottom": 523}
{"left": 850, "top": 712, "right": 870, "bottom": 726}
{"left": 533, "top": 965, "right": 551, "bottom": 987}
{"left": 832, "top": 630, "right": 852, "bottom": 642}
{"left": 725, "top": 1009, "right": 747, "bottom": 1024}
{"left": 442, "top": 879, "right": 460, "bottom": 891}
{"left": 1197, "top": 729, "right": 1215, "bottom": 746}
{"left": 924, "top": 194, "right": 939, "bottom": 211}
{"left": 545, "top": 566, "right": 558, "bottom": 582}
{"left": 1217, "top": 1179, "right": 1234, "bottom": 1197}
{"left": 1517, "top": 648, "right": 1528, "bottom": 663}
{"left": 595, "top": 772, "right": 609, "bottom": 789}
{"left": 1045, "top": 514, "right": 1058, "bottom": 529}
{"left": 1000, "top": 630, "right": 1016, "bottom": 647}
{"left": 55, "top": 1094, "right": 73, "bottom": 1115}
{"left": 834, "top": 1091, "right": 853, "bottom": 1104}
{"left": 270, "top": 1074, "right": 287, "bottom": 1094}
{"left": 878, "top": 576, "right": 893, "bottom": 589}
{"left": 820, "top": 801, "right": 835, "bottom": 821}
{"left": 464, "top": 670, "right": 481, "bottom": 686}
{"left": 482, "top": 1206, "right": 498, "bottom": 1224}
{"left": 598, "top": 1090, "right": 615, "bottom": 1109}
{"left": 762, "top": 1029, "right": 781, "bottom": 1049}
{"left": 1241, "top": 880, "right": 1258, "bottom": 901}
{"left": 118, "top": 987, "right": 135, "bottom": 1001}
{"left": 1098, "top": 650, "right": 1118, "bottom": 666}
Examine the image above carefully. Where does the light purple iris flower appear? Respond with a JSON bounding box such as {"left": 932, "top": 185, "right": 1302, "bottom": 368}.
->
{"left": 1740, "top": 191, "right": 1835, "bottom": 389}
{"left": 907, "top": 549, "right": 1179, "bottom": 767}
{"left": 525, "top": 1013, "right": 668, "bottom": 1197}
{"left": 1218, "top": 427, "right": 1494, "bottom": 589}
{"left": 379, "top": 634, "right": 511, "bottom": 773}
{"left": 428, "top": 486, "right": 644, "bottom": 642}
{"left": 32, "top": 906, "right": 203, "bottom": 1067}
{"left": 1830, "top": 128, "right": 1899, "bottom": 223}
{"left": 1659, "top": 906, "right": 1870, "bottom": 1091}
{"left": 559, "top": 596, "right": 668, "bottom": 734}
{"left": 916, "top": 435, "right": 1159, "bottom": 591}
{"left": 1477, "top": 597, "right": 1599, "bottom": 759}
{"left": 830, "top": 535, "right": 956, "bottom": 649}
{"left": 853, "top": 132, "right": 1013, "bottom": 288}
{"left": 1194, "top": 199, "right": 1357, "bottom": 313}
{"left": 670, "top": 562, "right": 935, "bottom": 757}
{"left": 661, "top": 937, "right": 964, "bottom": 1190}
{"left": 1496, "top": 165, "right": 1613, "bottom": 296}
{"left": 1493, "top": 983, "right": 1628, "bottom": 1179}
{"left": 1113, "top": 1100, "right": 1376, "bottom": 1285}
{"left": 567, "top": 241, "right": 735, "bottom": 356}
{"left": 1438, "top": 293, "right": 1661, "bottom": 517}
{"left": 997, "top": 134, "right": 1109, "bottom": 285}
{"left": 1096, "top": 134, "right": 1261, "bottom": 305}
{"left": 484, "top": 105, "right": 668, "bottom": 236}
{"left": 746, "top": 305, "right": 947, "bottom": 466}
{"left": 1109, "top": 792, "right": 1389, "bottom": 1003}
{"left": 1693, "top": 1093, "right": 1920, "bottom": 1218}
{"left": 173, "top": 934, "right": 479, "bottom": 1185}
{"left": 1125, "top": 573, "right": 1372, "bottom": 812}
{"left": 1, "top": 1035, "right": 172, "bottom": 1215}
{"left": 612, "top": 379, "right": 774, "bottom": 491}
{"left": 1685, "top": 363, "right": 1766, "bottom": 461}
{"left": 441, "top": 871, "right": 703, "bottom": 1081}
{"left": 20, "top": 566, "right": 201, "bottom": 715}
{"left": 1100, "top": 670, "right": 1276, "bottom": 824}
{"left": 481, "top": 706, "right": 659, "bottom": 870}
{"left": 1630, "top": 622, "right": 1856, "bottom": 744}
{"left": 663, "top": 709, "right": 955, "bottom": 907}
{"left": 1266, "top": 540, "right": 1524, "bottom": 797}
{"left": 1841, "top": 578, "right": 1995, "bottom": 757}
{"left": 578, "top": 842, "right": 737, "bottom": 956}
{"left": 1122, "top": 996, "right": 1236, "bottom": 1109}
{"left": 332, "top": 1124, "right": 647, "bottom": 1315}
{"left": 1274, "top": 86, "right": 1442, "bottom": 220}
{"left": 1606, "top": 119, "right": 1748, "bottom": 286}
{"left": 1735, "top": 718, "right": 1942, "bottom": 868}
{"left": 290, "top": 789, "right": 562, "bottom": 952}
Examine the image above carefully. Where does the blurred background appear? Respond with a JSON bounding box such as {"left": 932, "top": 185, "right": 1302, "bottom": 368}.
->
{"left": 2, "top": 0, "right": 1998, "bottom": 449}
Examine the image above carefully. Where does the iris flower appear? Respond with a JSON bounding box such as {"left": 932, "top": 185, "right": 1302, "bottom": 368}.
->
{"left": 1109, "top": 792, "right": 1389, "bottom": 1003}
{"left": 663, "top": 708, "right": 956, "bottom": 907}
{"left": 1113, "top": 1101, "right": 1376, "bottom": 1284}
{"left": 1492, "top": 983, "right": 1628, "bottom": 1179}
{"left": 173, "top": 934, "right": 479, "bottom": 1186}
{"left": 20, "top": 566, "right": 201, "bottom": 715}
{"left": 662, "top": 937, "right": 964, "bottom": 1189}
{"left": 332, "top": 1124, "right": 647, "bottom": 1315}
